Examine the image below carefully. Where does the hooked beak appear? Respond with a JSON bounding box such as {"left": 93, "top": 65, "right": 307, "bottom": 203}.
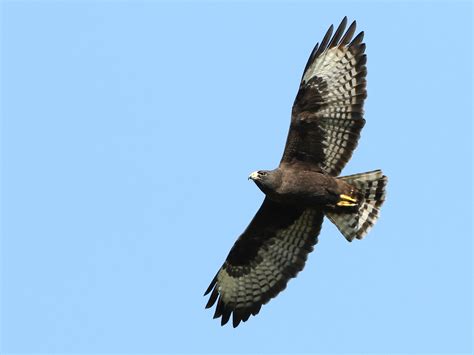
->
{"left": 248, "top": 171, "right": 259, "bottom": 181}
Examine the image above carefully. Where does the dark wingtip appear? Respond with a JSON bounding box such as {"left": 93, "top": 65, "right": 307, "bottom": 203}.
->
{"left": 232, "top": 311, "right": 242, "bottom": 328}
{"left": 303, "top": 17, "right": 361, "bottom": 79}
{"left": 203, "top": 287, "right": 211, "bottom": 297}
{"left": 203, "top": 273, "right": 218, "bottom": 296}
{"left": 205, "top": 287, "right": 219, "bottom": 309}
{"left": 351, "top": 31, "right": 365, "bottom": 46}
{"left": 322, "top": 24, "right": 334, "bottom": 47}
{"left": 341, "top": 20, "right": 357, "bottom": 45}
{"left": 220, "top": 308, "right": 231, "bottom": 326}
{"left": 313, "top": 24, "right": 333, "bottom": 57}
{"left": 302, "top": 41, "right": 320, "bottom": 77}
{"left": 328, "top": 16, "right": 348, "bottom": 48}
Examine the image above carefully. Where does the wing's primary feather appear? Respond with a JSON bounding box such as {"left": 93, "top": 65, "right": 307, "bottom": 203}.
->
{"left": 281, "top": 17, "right": 367, "bottom": 176}
{"left": 204, "top": 198, "right": 324, "bottom": 327}
{"left": 327, "top": 16, "right": 347, "bottom": 48}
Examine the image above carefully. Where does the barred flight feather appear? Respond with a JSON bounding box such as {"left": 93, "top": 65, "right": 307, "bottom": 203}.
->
{"left": 205, "top": 200, "right": 324, "bottom": 327}
{"left": 282, "top": 16, "right": 367, "bottom": 176}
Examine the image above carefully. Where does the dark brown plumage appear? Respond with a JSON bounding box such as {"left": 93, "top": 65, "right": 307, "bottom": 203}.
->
{"left": 205, "top": 17, "right": 388, "bottom": 327}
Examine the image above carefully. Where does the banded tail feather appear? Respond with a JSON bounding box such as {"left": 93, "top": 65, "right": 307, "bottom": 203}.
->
{"left": 326, "top": 170, "right": 387, "bottom": 242}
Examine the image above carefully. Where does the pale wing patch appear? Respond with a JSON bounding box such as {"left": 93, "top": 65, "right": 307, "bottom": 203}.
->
{"left": 303, "top": 47, "right": 357, "bottom": 86}
{"left": 318, "top": 117, "right": 364, "bottom": 178}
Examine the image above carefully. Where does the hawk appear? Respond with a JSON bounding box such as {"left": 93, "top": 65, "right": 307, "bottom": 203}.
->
{"left": 204, "top": 17, "right": 387, "bottom": 327}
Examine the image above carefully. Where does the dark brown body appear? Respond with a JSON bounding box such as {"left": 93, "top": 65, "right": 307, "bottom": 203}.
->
{"left": 252, "top": 166, "right": 355, "bottom": 207}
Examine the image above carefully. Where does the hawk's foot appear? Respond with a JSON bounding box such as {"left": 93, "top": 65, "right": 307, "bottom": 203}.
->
{"left": 337, "top": 194, "right": 357, "bottom": 207}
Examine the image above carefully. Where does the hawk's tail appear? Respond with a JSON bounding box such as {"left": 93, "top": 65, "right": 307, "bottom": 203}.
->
{"left": 326, "top": 170, "right": 387, "bottom": 242}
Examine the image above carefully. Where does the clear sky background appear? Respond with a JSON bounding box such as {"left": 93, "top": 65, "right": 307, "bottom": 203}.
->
{"left": 1, "top": 1, "right": 472, "bottom": 354}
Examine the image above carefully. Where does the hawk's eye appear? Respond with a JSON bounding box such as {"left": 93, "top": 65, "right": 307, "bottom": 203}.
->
{"left": 259, "top": 171, "right": 267, "bottom": 176}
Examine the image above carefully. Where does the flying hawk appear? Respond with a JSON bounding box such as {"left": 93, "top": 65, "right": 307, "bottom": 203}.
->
{"left": 204, "top": 17, "right": 387, "bottom": 327}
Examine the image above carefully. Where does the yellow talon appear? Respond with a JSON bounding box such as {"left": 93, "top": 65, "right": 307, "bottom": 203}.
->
{"left": 340, "top": 194, "right": 357, "bottom": 203}
{"left": 337, "top": 200, "right": 357, "bottom": 207}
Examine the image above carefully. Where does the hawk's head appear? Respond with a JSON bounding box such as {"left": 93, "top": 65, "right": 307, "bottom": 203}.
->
{"left": 248, "top": 169, "right": 282, "bottom": 194}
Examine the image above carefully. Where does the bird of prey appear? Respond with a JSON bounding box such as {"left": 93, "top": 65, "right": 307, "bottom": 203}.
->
{"left": 204, "top": 17, "right": 387, "bottom": 327}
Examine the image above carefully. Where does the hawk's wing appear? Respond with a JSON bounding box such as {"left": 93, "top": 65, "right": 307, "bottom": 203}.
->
{"left": 281, "top": 17, "right": 367, "bottom": 176}
{"left": 204, "top": 198, "right": 324, "bottom": 327}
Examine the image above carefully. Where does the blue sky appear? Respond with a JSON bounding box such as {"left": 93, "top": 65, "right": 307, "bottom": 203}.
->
{"left": 1, "top": 1, "right": 472, "bottom": 353}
